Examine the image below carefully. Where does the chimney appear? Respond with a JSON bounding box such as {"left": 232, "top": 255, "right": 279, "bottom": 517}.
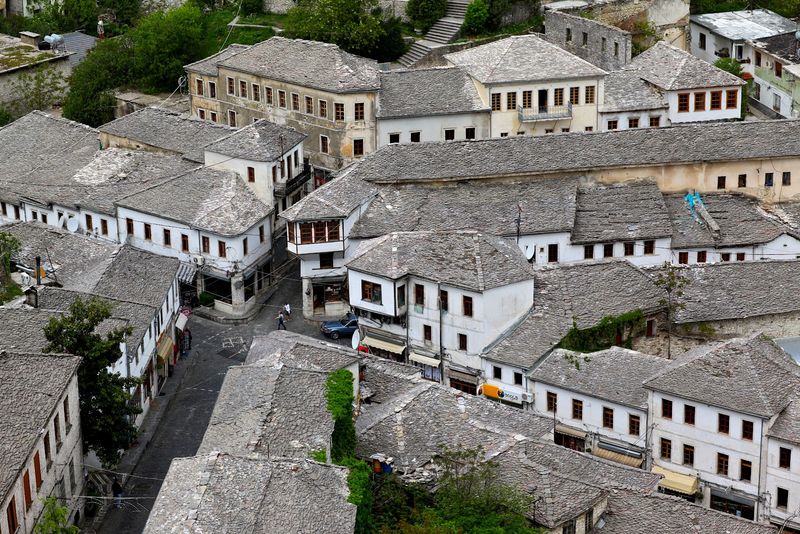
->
{"left": 19, "top": 31, "right": 41, "bottom": 48}
{"left": 35, "top": 255, "right": 41, "bottom": 285}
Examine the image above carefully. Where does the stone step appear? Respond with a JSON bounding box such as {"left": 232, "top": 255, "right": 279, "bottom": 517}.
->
{"left": 446, "top": 4, "right": 468, "bottom": 16}
{"left": 398, "top": 42, "right": 432, "bottom": 66}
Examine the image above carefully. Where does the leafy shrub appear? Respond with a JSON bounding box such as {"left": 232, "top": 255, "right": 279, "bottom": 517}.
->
{"left": 198, "top": 292, "right": 215, "bottom": 306}
{"left": 462, "top": 0, "right": 490, "bottom": 36}
{"left": 405, "top": 0, "right": 446, "bottom": 32}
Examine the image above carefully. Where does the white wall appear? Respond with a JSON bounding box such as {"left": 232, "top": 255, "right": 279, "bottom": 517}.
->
{"left": 599, "top": 109, "right": 669, "bottom": 131}
{"left": 690, "top": 23, "right": 731, "bottom": 65}
{"left": 765, "top": 438, "right": 800, "bottom": 526}
{"left": 348, "top": 270, "right": 398, "bottom": 317}
{"left": 518, "top": 234, "right": 671, "bottom": 267}
{"left": 376, "top": 113, "right": 491, "bottom": 147}
{"left": 667, "top": 87, "right": 742, "bottom": 123}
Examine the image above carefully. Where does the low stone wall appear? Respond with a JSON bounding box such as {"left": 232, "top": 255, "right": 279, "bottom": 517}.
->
{"left": 414, "top": 34, "right": 515, "bottom": 68}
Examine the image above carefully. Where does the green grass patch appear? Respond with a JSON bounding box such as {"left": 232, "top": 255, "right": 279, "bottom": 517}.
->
{"left": 239, "top": 12, "right": 289, "bottom": 27}
{"left": 0, "top": 279, "right": 23, "bottom": 304}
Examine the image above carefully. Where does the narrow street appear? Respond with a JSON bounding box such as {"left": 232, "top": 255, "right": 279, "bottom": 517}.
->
{"left": 95, "top": 263, "right": 330, "bottom": 534}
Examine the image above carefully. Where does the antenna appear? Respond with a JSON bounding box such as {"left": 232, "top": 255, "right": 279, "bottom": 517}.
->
{"left": 514, "top": 203, "right": 522, "bottom": 244}
{"left": 351, "top": 330, "right": 361, "bottom": 350}
{"left": 66, "top": 218, "right": 79, "bottom": 232}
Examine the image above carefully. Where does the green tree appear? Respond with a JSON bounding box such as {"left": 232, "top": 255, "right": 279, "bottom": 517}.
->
{"left": 98, "top": 0, "right": 142, "bottom": 27}
{"left": 462, "top": 0, "right": 490, "bottom": 36}
{"left": 715, "top": 57, "right": 748, "bottom": 118}
{"left": 0, "top": 107, "right": 12, "bottom": 126}
{"left": 654, "top": 262, "right": 689, "bottom": 359}
{"left": 405, "top": 0, "right": 446, "bottom": 32}
{"left": 34, "top": 497, "right": 79, "bottom": 534}
{"left": 62, "top": 0, "right": 98, "bottom": 31}
{"left": 283, "top": 0, "right": 384, "bottom": 57}
{"left": 44, "top": 297, "right": 141, "bottom": 467}
{"left": 325, "top": 368, "right": 356, "bottom": 462}
{"left": 12, "top": 64, "right": 66, "bottom": 114}
{"left": 0, "top": 232, "right": 20, "bottom": 276}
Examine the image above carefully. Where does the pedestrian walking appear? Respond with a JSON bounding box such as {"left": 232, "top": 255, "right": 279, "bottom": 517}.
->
{"left": 283, "top": 303, "right": 292, "bottom": 319}
{"left": 185, "top": 327, "right": 192, "bottom": 349}
{"left": 277, "top": 311, "right": 287, "bottom": 330}
{"left": 112, "top": 478, "right": 123, "bottom": 509}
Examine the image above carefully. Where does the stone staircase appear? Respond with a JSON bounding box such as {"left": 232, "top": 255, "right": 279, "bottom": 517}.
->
{"left": 398, "top": 0, "right": 470, "bottom": 67}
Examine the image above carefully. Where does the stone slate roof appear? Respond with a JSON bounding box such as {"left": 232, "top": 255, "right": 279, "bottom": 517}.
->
{"left": 533, "top": 347, "right": 670, "bottom": 409}
{"left": 245, "top": 330, "right": 359, "bottom": 372}
{"left": 0, "top": 309, "right": 61, "bottom": 353}
{"left": 665, "top": 193, "right": 797, "bottom": 249}
{"left": 280, "top": 163, "right": 378, "bottom": 222}
{"left": 751, "top": 31, "right": 800, "bottom": 63}
{"left": 769, "top": 398, "right": 800, "bottom": 445}
{"left": 348, "top": 177, "right": 579, "bottom": 239}
{"left": 62, "top": 31, "right": 97, "bottom": 67}
{"left": 571, "top": 180, "right": 672, "bottom": 244}
{"left": 346, "top": 231, "right": 535, "bottom": 291}
{"left": 627, "top": 42, "right": 745, "bottom": 90}
{"left": 92, "top": 247, "right": 178, "bottom": 309}
{"left": 644, "top": 334, "right": 800, "bottom": 418}
{"left": 0, "top": 352, "right": 81, "bottom": 505}
{"left": 485, "top": 261, "right": 664, "bottom": 367}
{"left": 690, "top": 9, "right": 795, "bottom": 41}
{"left": 343, "top": 120, "right": 800, "bottom": 184}
{"left": 4, "top": 222, "right": 120, "bottom": 293}
{"left": 670, "top": 261, "right": 800, "bottom": 324}
{"left": 184, "top": 43, "right": 249, "bottom": 76}
{"left": 99, "top": 107, "right": 235, "bottom": 163}
{"left": 377, "top": 67, "right": 488, "bottom": 119}
{"left": 0, "top": 111, "right": 98, "bottom": 205}
{"left": 600, "top": 70, "right": 668, "bottom": 113}
{"left": 444, "top": 34, "right": 606, "bottom": 84}
{"left": 217, "top": 37, "right": 381, "bottom": 93}
{"left": 144, "top": 453, "right": 356, "bottom": 534}
{"left": 602, "top": 489, "right": 778, "bottom": 534}
{"left": 116, "top": 166, "right": 272, "bottom": 236}
{"left": 204, "top": 119, "right": 306, "bottom": 162}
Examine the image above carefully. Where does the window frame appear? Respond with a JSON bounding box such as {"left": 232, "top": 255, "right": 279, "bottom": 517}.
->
{"left": 602, "top": 406, "right": 614, "bottom": 429}
{"left": 678, "top": 93, "right": 690, "bottom": 113}
{"left": 572, "top": 399, "right": 583, "bottom": 420}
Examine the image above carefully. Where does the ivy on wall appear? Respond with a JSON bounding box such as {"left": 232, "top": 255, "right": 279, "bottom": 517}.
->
{"left": 558, "top": 309, "right": 645, "bottom": 352}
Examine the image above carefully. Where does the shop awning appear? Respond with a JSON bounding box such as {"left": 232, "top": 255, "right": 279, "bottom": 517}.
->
{"left": 448, "top": 369, "right": 479, "bottom": 385}
{"left": 157, "top": 335, "right": 174, "bottom": 364}
{"left": 409, "top": 352, "right": 440, "bottom": 367}
{"left": 175, "top": 313, "right": 189, "bottom": 332}
{"left": 362, "top": 336, "right": 405, "bottom": 354}
{"left": 652, "top": 466, "right": 699, "bottom": 495}
{"left": 177, "top": 263, "right": 197, "bottom": 284}
{"left": 593, "top": 447, "right": 644, "bottom": 468}
{"left": 555, "top": 424, "right": 587, "bottom": 439}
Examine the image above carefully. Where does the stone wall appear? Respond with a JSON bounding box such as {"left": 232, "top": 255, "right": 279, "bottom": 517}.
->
{"left": 544, "top": 10, "right": 631, "bottom": 71}
{"left": 414, "top": 34, "right": 512, "bottom": 68}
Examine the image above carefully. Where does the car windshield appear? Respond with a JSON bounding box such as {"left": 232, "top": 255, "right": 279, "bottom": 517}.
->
{"left": 340, "top": 316, "right": 351, "bottom": 325}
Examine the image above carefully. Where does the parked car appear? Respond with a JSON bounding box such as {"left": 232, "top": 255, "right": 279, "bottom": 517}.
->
{"left": 321, "top": 313, "right": 358, "bottom": 339}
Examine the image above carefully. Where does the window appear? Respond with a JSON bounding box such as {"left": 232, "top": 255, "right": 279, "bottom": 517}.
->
{"left": 684, "top": 404, "right": 696, "bottom": 425}
{"left": 522, "top": 90, "right": 532, "bottom": 108}
{"left": 548, "top": 243, "right": 559, "bottom": 263}
{"left": 780, "top": 447, "right": 792, "bottom": 469}
{"left": 742, "top": 420, "right": 753, "bottom": 440}
{"left": 13, "top": 206, "right": 19, "bottom": 220}
{"left": 566, "top": 27, "right": 572, "bottom": 42}
{"left": 546, "top": 391, "right": 557, "bottom": 412}
{"left": 227, "top": 77, "right": 234, "bottom": 95}
{"left": 63, "top": 397, "right": 70, "bottom": 431}
{"left": 774, "top": 93, "right": 782, "bottom": 112}
{"left": 737, "top": 252, "right": 745, "bottom": 261}
{"left": 755, "top": 51, "right": 761, "bottom": 66}
{"left": 624, "top": 242, "right": 634, "bottom": 256}
{"left": 243, "top": 237, "right": 248, "bottom": 256}
{"left": 41, "top": 213, "right": 47, "bottom": 224}
{"left": 491, "top": 93, "right": 501, "bottom": 111}
{"left": 287, "top": 223, "right": 295, "bottom": 243}
{"left": 238, "top": 80, "right": 247, "bottom": 98}
{"left": 44, "top": 432, "right": 51, "bottom": 467}
{"left": 661, "top": 438, "right": 672, "bottom": 460}
{"left": 514, "top": 372, "right": 523, "bottom": 385}
{"left": 444, "top": 129, "right": 455, "bottom": 141}
{"left": 278, "top": 90, "right": 286, "bottom": 108}
{"left": 602, "top": 407, "right": 614, "bottom": 429}
{"left": 202, "top": 236, "right": 210, "bottom": 253}
{"left": 678, "top": 93, "right": 690, "bottom": 112}
{"left": 410, "top": 131, "right": 421, "bottom": 143}
{"left": 354, "top": 139, "right": 364, "bottom": 157}
{"left": 628, "top": 117, "right": 639, "bottom": 128}
{"left": 740, "top": 460, "right": 752, "bottom": 482}
{"left": 304, "top": 96, "right": 313, "bottom": 114}
{"left": 334, "top": 102, "right": 344, "bottom": 121}
{"left": 462, "top": 296, "right": 473, "bottom": 317}
{"left": 569, "top": 86, "right": 579, "bottom": 104}
{"left": 554, "top": 88, "right": 564, "bottom": 106}
{"left": 765, "top": 172, "right": 774, "bottom": 187}
{"left": 572, "top": 399, "right": 583, "bottom": 420}
{"left": 646, "top": 318, "right": 656, "bottom": 337}
{"left": 327, "top": 221, "right": 340, "bottom": 240}
{"left": 603, "top": 243, "right": 614, "bottom": 258}
{"left": 265, "top": 87, "right": 273, "bottom": 104}
{"left": 465, "top": 127, "right": 476, "bottom": 140}
{"left": 493, "top": 366, "right": 502, "bottom": 379}
{"left": 318, "top": 100, "right": 327, "bottom": 118}
{"left": 683, "top": 444, "right": 695, "bottom": 466}
{"left": 694, "top": 92, "right": 705, "bottom": 111}
{"left": 726, "top": 89, "right": 738, "bottom": 109}
{"left": 710, "top": 91, "right": 722, "bottom": 110}
{"left": 252, "top": 84, "right": 260, "bottom": 102}
{"left": 697, "top": 251, "right": 707, "bottom": 263}
{"left": 31, "top": 211, "right": 38, "bottom": 221}
{"left": 144, "top": 223, "right": 152, "bottom": 241}
{"left": 85, "top": 214, "right": 93, "bottom": 232}
{"left": 776, "top": 61, "right": 783, "bottom": 77}
{"left": 320, "top": 135, "right": 329, "bottom": 154}
{"left": 717, "top": 453, "right": 729, "bottom": 476}
{"left": 644, "top": 240, "right": 655, "bottom": 255}
{"left": 389, "top": 133, "right": 400, "bottom": 144}
{"left": 678, "top": 251, "right": 688, "bottom": 264}
{"left": 354, "top": 102, "right": 365, "bottom": 121}
{"left": 753, "top": 82, "right": 761, "bottom": 100}
{"left": 195, "top": 78, "right": 204, "bottom": 96}
{"left": 414, "top": 284, "right": 424, "bottom": 306}
{"left": 34, "top": 452, "right": 42, "bottom": 488}
{"left": 210, "top": 111, "right": 217, "bottom": 123}
{"left": 439, "top": 290, "right": 448, "bottom": 311}
{"left": 783, "top": 171, "right": 792, "bottom": 186}
{"left": 209, "top": 81, "right": 216, "bottom": 98}
{"left": 585, "top": 85, "right": 595, "bottom": 104}
{"left": 721, "top": 252, "right": 731, "bottom": 261}
{"left": 719, "top": 413, "right": 730, "bottom": 434}
{"left": 23, "top": 470, "right": 32, "bottom": 509}
{"left": 736, "top": 174, "right": 747, "bottom": 188}
{"left": 601, "top": 37, "right": 606, "bottom": 51}
{"left": 126, "top": 218, "right": 134, "bottom": 235}
{"left": 562, "top": 519, "right": 576, "bottom": 534}
{"left": 699, "top": 32, "right": 706, "bottom": 49}
{"left": 561, "top": 128, "right": 570, "bottom": 133}
{"left": 361, "top": 280, "right": 382, "bottom": 304}
{"left": 607, "top": 119, "right": 618, "bottom": 130}
{"left": 300, "top": 223, "right": 313, "bottom": 244}
{"left": 397, "top": 285, "right": 406, "bottom": 307}
{"left": 163, "top": 229, "right": 171, "bottom": 247}
{"left": 7, "top": 496, "right": 18, "bottom": 534}
{"left": 584, "top": 245, "right": 594, "bottom": 259}
{"left": 649, "top": 116, "right": 660, "bottom": 128}
{"left": 506, "top": 92, "right": 516, "bottom": 110}
{"left": 424, "top": 324, "right": 432, "bottom": 342}
{"left": 246, "top": 166, "right": 255, "bottom": 183}
{"left": 584, "top": 508, "right": 593, "bottom": 534}
{"left": 291, "top": 93, "right": 299, "bottom": 111}
{"left": 662, "top": 398, "right": 673, "bottom": 419}
{"left": 777, "top": 488, "right": 789, "bottom": 509}
{"left": 218, "top": 241, "right": 227, "bottom": 258}
{"left": 614, "top": 41, "right": 619, "bottom": 57}
{"left": 458, "top": 333, "right": 468, "bottom": 351}
{"left": 629, "top": 414, "right": 640, "bottom": 435}
{"left": 228, "top": 110, "right": 237, "bottom": 127}
{"left": 181, "top": 234, "right": 189, "bottom": 252}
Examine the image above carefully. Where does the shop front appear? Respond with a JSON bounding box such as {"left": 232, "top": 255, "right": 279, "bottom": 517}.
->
{"left": 447, "top": 369, "right": 480, "bottom": 395}
{"left": 710, "top": 488, "right": 756, "bottom": 520}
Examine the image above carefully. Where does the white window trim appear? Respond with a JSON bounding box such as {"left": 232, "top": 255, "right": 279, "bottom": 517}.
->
{"left": 320, "top": 135, "right": 329, "bottom": 154}
{"left": 226, "top": 77, "right": 235, "bottom": 96}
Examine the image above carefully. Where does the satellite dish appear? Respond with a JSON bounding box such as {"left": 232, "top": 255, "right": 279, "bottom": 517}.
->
{"left": 351, "top": 330, "right": 361, "bottom": 350}
{"left": 524, "top": 245, "right": 535, "bottom": 261}
{"left": 66, "top": 218, "right": 79, "bottom": 232}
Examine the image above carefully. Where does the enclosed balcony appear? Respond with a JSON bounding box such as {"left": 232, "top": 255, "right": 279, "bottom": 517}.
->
{"left": 275, "top": 163, "right": 311, "bottom": 198}
{"left": 518, "top": 102, "right": 572, "bottom": 122}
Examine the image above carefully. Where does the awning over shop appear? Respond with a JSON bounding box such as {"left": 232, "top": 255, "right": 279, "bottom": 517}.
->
{"left": 555, "top": 424, "right": 587, "bottom": 439}
{"left": 448, "top": 369, "right": 479, "bottom": 385}
{"left": 362, "top": 336, "right": 405, "bottom": 354}
{"left": 593, "top": 446, "right": 644, "bottom": 468}
{"left": 409, "top": 352, "right": 440, "bottom": 367}
{"left": 175, "top": 313, "right": 189, "bottom": 332}
{"left": 177, "top": 263, "right": 197, "bottom": 284}
{"left": 652, "top": 466, "right": 699, "bottom": 495}
{"left": 157, "top": 335, "right": 174, "bottom": 364}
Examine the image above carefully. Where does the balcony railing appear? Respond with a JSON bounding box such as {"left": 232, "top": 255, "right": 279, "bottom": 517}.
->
{"left": 518, "top": 102, "right": 572, "bottom": 122}
{"left": 274, "top": 163, "right": 311, "bottom": 197}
